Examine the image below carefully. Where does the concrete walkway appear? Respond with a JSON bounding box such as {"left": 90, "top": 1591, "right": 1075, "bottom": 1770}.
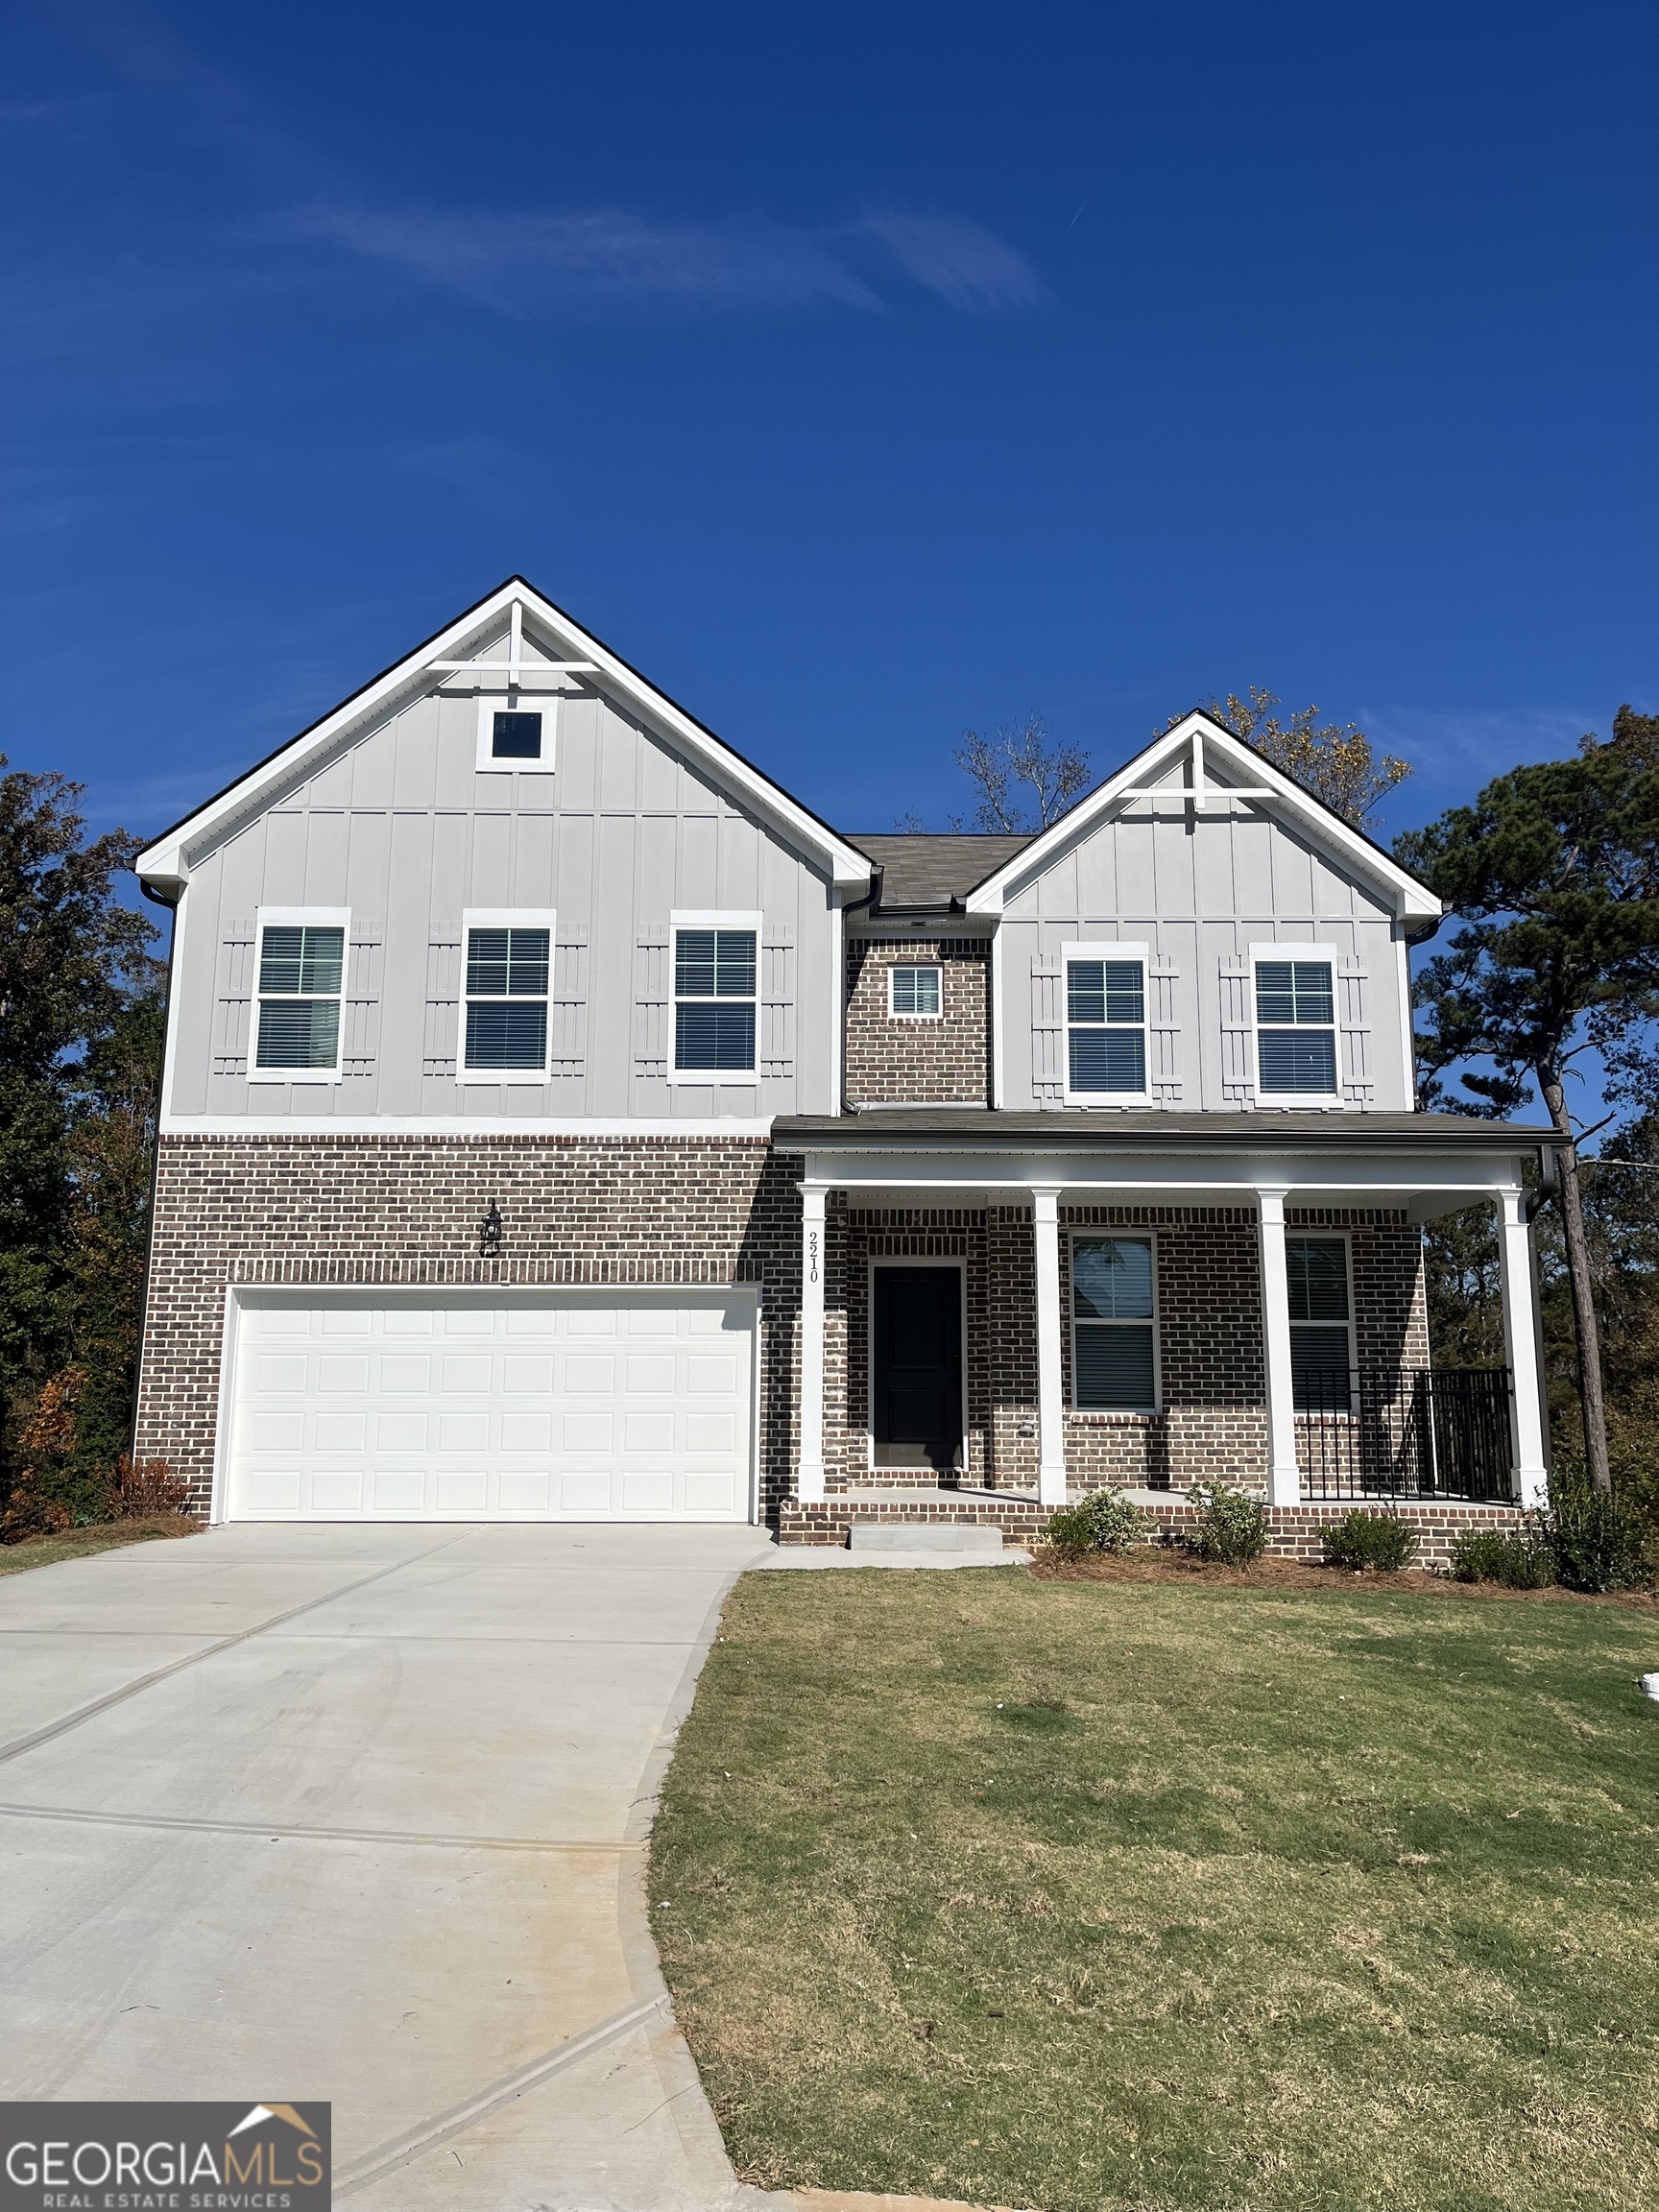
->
{"left": 0, "top": 1521, "right": 778, "bottom": 2211}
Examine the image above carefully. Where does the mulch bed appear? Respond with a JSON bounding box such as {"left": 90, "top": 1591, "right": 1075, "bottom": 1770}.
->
{"left": 1027, "top": 1545, "right": 1658, "bottom": 1609}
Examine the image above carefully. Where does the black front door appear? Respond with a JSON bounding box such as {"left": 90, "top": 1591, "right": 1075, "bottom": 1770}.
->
{"left": 873, "top": 1266, "right": 964, "bottom": 1471}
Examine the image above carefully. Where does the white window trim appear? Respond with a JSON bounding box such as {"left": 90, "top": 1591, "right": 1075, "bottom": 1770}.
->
{"left": 669, "top": 908, "right": 764, "bottom": 1085}
{"left": 1248, "top": 942, "right": 1347, "bottom": 1108}
{"left": 1286, "top": 1227, "right": 1358, "bottom": 1406}
{"left": 887, "top": 961, "right": 944, "bottom": 1021}
{"left": 1061, "top": 940, "right": 1152, "bottom": 1107}
{"left": 866, "top": 1255, "right": 970, "bottom": 1473}
{"left": 249, "top": 906, "right": 349, "bottom": 1085}
{"left": 458, "top": 908, "right": 558, "bottom": 1084}
{"left": 1068, "top": 1228, "right": 1162, "bottom": 1415}
{"left": 474, "top": 693, "right": 560, "bottom": 775}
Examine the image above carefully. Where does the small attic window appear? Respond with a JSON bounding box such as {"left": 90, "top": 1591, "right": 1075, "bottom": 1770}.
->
{"left": 492, "top": 711, "right": 542, "bottom": 759}
{"left": 476, "top": 695, "right": 558, "bottom": 774}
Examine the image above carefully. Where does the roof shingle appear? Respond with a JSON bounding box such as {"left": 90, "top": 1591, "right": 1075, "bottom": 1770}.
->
{"left": 845, "top": 832, "right": 1035, "bottom": 908}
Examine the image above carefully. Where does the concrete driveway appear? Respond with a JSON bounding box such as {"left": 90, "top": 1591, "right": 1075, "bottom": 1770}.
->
{"left": 0, "top": 1521, "right": 777, "bottom": 2211}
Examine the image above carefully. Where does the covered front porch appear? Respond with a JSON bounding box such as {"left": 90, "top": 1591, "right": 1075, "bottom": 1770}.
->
{"left": 777, "top": 1111, "right": 1555, "bottom": 1528}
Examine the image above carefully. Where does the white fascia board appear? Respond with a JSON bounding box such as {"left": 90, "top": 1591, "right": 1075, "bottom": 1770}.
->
{"left": 801, "top": 1143, "right": 1522, "bottom": 1204}
{"left": 135, "top": 581, "right": 871, "bottom": 894}
{"left": 963, "top": 713, "right": 1441, "bottom": 926}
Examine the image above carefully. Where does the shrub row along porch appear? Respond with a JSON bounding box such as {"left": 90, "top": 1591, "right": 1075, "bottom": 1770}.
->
{"left": 775, "top": 1490, "right": 1527, "bottom": 1565}
{"left": 773, "top": 1109, "right": 1551, "bottom": 1520}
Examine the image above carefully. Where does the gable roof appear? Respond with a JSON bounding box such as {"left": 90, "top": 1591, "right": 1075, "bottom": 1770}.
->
{"left": 962, "top": 711, "right": 1442, "bottom": 935}
{"left": 846, "top": 831, "right": 1034, "bottom": 911}
{"left": 133, "top": 577, "right": 874, "bottom": 896}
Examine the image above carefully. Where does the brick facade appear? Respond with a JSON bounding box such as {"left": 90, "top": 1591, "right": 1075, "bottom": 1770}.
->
{"left": 136, "top": 1139, "right": 1453, "bottom": 1527}
{"left": 811, "top": 1200, "right": 1431, "bottom": 1499}
{"left": 135, "top": 1134, "right": 806, "bottom": 1519}
{"left": 843, "top": 937, "right": 991, "bottom": 1105}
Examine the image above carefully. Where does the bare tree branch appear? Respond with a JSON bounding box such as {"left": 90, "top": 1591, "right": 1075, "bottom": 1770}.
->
{"left": 952, "top": 715, "right": 1093, "bottom": 832}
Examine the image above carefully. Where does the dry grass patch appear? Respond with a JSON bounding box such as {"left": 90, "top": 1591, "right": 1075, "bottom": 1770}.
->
{"left": 652, "top": 1567, "right": 1659, "bottom": 2212}
{"left": 0, "top": 1515, "right": 202, "bottom": 1575}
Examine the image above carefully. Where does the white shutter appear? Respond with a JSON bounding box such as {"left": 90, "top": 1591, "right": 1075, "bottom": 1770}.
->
{"left": 422, "top": 938, "right": 460, "bottom": 1077}
{"left": 1149, "top": 954, "right": 1181, "bottom": 1107}
{"left": 550, "top": 935, "right": 589, "bottom": 1082}
{"left": 343, "top": 920, "right": 382, "bottom": 1080}
{"left": 634, "top": 935, "right": 670, "bottom": 1089}
{"left": 1031, "top": 954, "right": 1064, "bottom": 1107}
{"left": 1219, "top": 955, "right": 1255, "bottom": 1109}
{"left": 1338, "top": 958, "right": 1373, "bottom": 1108}
{"left": 213, "top": 918, "right": 255, "bottom": 1076}
{"left": 761, "top": 932, "right": 795, "bottom": 1079}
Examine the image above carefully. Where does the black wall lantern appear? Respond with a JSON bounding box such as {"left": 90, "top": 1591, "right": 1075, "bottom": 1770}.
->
{"left": 479, "top": 1200, "right": 503, "bottom": 1260}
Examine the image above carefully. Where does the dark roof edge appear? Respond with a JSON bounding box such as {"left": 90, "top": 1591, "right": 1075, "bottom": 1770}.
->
{"left": 953, "top": 710, "right": 1442, "bottom": 922}
{"left": 139, "top": 575, "right": 866, "bottom": 872}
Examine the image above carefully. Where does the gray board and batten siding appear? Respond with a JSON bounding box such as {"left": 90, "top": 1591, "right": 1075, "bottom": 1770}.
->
{"left": 998, "top": 756, "right": 1413, "bottom": 1115}
{"left": 167, "top": 635, "right": 840, "bottom": 1122}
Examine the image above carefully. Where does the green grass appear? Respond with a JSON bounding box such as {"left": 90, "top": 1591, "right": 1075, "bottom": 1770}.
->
{"left": 0, "top": 1516, "right": 200, "bottom": 1575}
{"left": 650, "top": 1569, "right": 1659, "bottom": 2212}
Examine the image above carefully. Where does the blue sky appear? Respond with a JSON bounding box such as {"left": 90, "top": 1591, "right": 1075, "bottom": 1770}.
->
{"left": 2, "top": 0, "right": 1654, "bottom": 857}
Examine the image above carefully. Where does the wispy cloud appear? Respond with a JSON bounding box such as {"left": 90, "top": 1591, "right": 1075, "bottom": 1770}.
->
{"left": 280, "top": 201, "right": 1049, "bottom": 321}
{"left": 858, "top": 207, "right": 1047, "bottom": 313}
{"left": 0, "top": 461, "right": 103, "bottom": 539}
{"left": 280, "top": 204, "right": 882, "bottom": 317}
{"left": 1361, "top": 703, "right": 1599, "bottom": 835}
{"left": 1368, "top": 703, "right": 1596, "bottom": 779}
{"left": 52, "top": 8, "right": 1046, "bottom": 326}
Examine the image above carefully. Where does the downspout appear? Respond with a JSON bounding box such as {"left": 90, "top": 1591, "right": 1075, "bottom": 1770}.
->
{"left": 126, "top": 878, "right": 180, "bottom": 1474}
{"left": 839, "top": 865, "right": 881, "bottom": 1114}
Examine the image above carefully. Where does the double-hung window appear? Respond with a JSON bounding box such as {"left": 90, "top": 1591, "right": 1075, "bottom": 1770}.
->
{"left": 252, "top": 909, "right": 348, "bottom": 1080}
{"left": 1287, "top": 1236, "right": 1354, "bottom": 1409}
{"left": 889, "top": 964, "right": 942, "bottom": 1018}
{"left": 462, "top": 909, "right": 553, "bottom": 1079}
{"left": 1064, "top": 944, "right": 1148, "bottom": 1100}
{"left": 1070, "top": 1235, "right": 1158, "bottom": 1409}
{"left": 672, "top": 912, "right": 758, "bottom": 1074}
{"left": 1254, "top": 953, "right": 1338, "bottom": 1097}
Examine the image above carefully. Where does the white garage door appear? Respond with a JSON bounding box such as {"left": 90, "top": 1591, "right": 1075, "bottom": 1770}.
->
{"left": 224, "top": 1288, "right": 756, "bottom": 1521}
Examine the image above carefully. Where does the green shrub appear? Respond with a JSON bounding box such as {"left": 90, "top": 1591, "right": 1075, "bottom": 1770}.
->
{"left": 1615, "top": 1469, "right": 1659, "bottom": 1578}
{"left": 1045, "top": 1488, "right": 1150, "bottom": 1557}
{"left": 1448, "top": 1527, "right": 1554, "bottom": 1588}
{"left": 1319, "top": 1509, "right": 1420, "bottom": 1573}
{"left": 1184, "top": 1481, "right": 1268, "bottom": 1565}
{"left": 1535, "top": 1479, "right": 1649, "bottom": 1594}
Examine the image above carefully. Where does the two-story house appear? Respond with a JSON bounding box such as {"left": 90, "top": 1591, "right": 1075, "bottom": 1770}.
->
{"left": 132, "top": 579, "right": 1555, "bottom": 1553}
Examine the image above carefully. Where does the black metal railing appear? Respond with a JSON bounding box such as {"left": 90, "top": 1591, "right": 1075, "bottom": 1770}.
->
{"left": 1296, "top": 1367, "right": 1514, "bottom": 1503}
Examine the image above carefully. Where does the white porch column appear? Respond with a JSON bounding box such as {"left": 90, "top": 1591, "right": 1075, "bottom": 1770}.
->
{"left": 1497, "top": 1187, "right": 1549, "bottom": 1508}
{"left": 797, "top": 1183, "right": 828, "bottom": 1504}
{"left": 1257, "top": 1187, "right": 1301, "bottom": 1506}
{"left": 1031, "top": 1186, "right": 1068, "bottom": 1507}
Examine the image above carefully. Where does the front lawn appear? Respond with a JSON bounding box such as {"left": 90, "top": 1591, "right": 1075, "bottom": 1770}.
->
{"left": 651, "top": 1568, "right": 1659, "bottom": 2212}
{"left": 0, "top": 1516, "right": 200, "bottom": 1575}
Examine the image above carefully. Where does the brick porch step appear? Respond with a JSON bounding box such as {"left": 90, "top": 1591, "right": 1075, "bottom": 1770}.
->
{"left": 779, "top": 1485, "right": 1050, "bottom": 1548}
